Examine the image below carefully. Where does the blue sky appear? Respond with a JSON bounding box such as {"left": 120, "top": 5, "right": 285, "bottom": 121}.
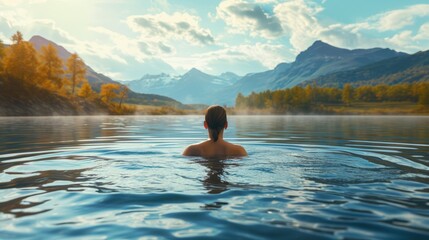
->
{"left": 1, "top": 0, "right": 429, "bottom": 80}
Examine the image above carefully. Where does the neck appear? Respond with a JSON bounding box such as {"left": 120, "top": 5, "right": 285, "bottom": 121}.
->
{"left": 208, "top": 130, "right": 224, "bottom": 142}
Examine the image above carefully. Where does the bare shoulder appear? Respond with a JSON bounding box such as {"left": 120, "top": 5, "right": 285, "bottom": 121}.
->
{"left": 229, "top": 143, "right": 248, "bottom": 157}
{"left": 182, "top": 143, "right": 202, "bottom": 156}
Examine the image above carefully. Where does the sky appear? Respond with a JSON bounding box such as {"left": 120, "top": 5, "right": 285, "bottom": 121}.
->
{"left": 1, "top": 0, "right": 429, "bottom": 80}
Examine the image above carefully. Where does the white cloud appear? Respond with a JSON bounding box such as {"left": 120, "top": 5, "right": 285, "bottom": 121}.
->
{"left": 375, "top": 4, "right": 429, "bottom": 31}
{"left": 164, "top": 42, "right": 291, "bottom": 74}
{"left": 215, "top": 0, "right": 324, "bottom": 50}
{"left": 216, "top": 0, "right": 283, "bottom": 39}
{"left": 0, "top": 32, "right": 9, "bottom": 43}
{"left": 63, "top": 41, "right": 128, "bottom": 65}
{"left": 90, "top": 27, "right": 149, "bottom": 62}
{"left": 385, "top": 31, "right": 414, "bottom": 48}
{"left": 274, "top": 0, "right": 323, "bottom": 51}
{"left": 29, "top": 19, "right": 76, "bottom": 43}
{"left": 0, "top": 0, "right": 46, "bottom": 6}
{"left": 320, "top": 5, "right": 429, "bottom": 52}
{"left": 415, "top": 23, "right": 429, "bottom": 41}
{"left": 215, "top": 0, "right": 429, "bottom": 55}
{"left": 0, "top": 9, "right": 76, "bottom": 44}
{"left": 127, "top": 12, "right": 214, "bottom": 45}
{"left": 0, "top": 9, "right": 130, "bottom": 67}
{"left": 384, "top": 23, "right": 429, "bottom": 52}
{"left": 90, "top": 26, "right": 178, "bottom": 63}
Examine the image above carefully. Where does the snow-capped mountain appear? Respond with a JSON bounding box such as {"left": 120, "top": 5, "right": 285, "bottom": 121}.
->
{"left": 124, "top": 68, "right": 242, "bottom": 104}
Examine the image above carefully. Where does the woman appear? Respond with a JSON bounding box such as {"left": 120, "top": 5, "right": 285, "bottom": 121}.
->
{"left": 183, "top": 105, "right": 247, "bottom": 158}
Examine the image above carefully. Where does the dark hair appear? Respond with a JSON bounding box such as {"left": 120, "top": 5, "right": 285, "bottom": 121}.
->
{"left": 205, "top": 105, "right": 227, "bottom": 142}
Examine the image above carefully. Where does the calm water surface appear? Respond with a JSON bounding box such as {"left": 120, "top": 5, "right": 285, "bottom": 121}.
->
{"left": 0, "top": 115, "right": 428, "bottom": 239}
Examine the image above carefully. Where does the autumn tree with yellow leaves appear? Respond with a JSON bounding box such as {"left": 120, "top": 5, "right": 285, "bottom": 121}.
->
{"left": 0, "top": 31, "right": 137, "bottom": 115}
{"left": 342, "top": 84, "right": 352, "bottom": 106}
{"left": 0, "top": 39, "right": 4, "bottom": 73}
{"left": 118, "top": 85, "right": 129, "bottom": 108}
{"left": 66, "top": 53, "right": 86, "bottom": 96}
{"left": 2, "top": 31, "right": 39, "bottom": 83}
{"left": 99, "top": 83, "right": 134, "bottom": 114}
{"left": 78, "top": 82, "right": 95, "bottom": 99}
{"left": 38, "top": 43, "right": 64, "bottom": 90}
{"left": 100, "top": 83, "right": 120, "bottom": 104}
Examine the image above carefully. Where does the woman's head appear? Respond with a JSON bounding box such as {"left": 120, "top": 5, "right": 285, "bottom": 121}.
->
{"left": 205, "top": 105, "right": 227, "bottom": 142}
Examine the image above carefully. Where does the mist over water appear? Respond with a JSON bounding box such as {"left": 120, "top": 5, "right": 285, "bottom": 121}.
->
{"left": 0, "top": 115, "right": 428, "bottom": 239}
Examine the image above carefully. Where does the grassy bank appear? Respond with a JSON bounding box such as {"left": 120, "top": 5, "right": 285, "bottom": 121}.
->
{"left": 320, "top": 102, "right": 429, "bottom": 115}
{"left": 133, "top": 105, "right": 204, "bottom": 115}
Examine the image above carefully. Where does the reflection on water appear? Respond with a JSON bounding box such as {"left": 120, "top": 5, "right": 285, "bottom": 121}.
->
{"left": 0, "top": 116, "right": 428, "bottom": 239}
{"left": 197, "top": 159, "right": 236, "bottom": 195}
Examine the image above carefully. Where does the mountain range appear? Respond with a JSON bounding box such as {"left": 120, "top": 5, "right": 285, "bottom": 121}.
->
{"left": 26, "top": 36, "right": 429, "bottom": 106}
{"left": 230, "top": 41, "right": 407, "bottom": 95}
{"left": 122, "top": 69, "right": 241, "bottom": 104}
{"left": 125, "top": 40, "right": 416, "bottom": 105}
{"left": 303, "top": 49, "right": 429, "bottom": 87}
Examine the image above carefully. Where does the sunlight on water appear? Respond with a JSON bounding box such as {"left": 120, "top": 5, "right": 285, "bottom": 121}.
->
{"left": 0, "top": 116, "right": 428, "bottom": 239}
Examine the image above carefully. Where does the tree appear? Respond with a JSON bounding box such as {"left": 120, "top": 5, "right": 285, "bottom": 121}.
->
{"left": 374, "top": 84, "right": 388, "bottom": 102}
{"left": 118, "top": 85, "right": 129, "bottom": 108}
{"left": 0, "top": 39, "right": 4, "bottom": 73}
{"left": 235, "top": 93, "right": 246, "bottom": 108}
{"left": 12, "top": 31, "right": 23, "bottom": 43}
{"left": 2, "top": 31, "right": 39, "bottom": 83}
{"left": 78, "top": 81, "right": 94, "bottom": 99}
{"left": 100, "top": 83, "right": 120, "bottom": 104}
{"left": 342, "top": 84, "right": 352, "bottom": 106}
{"left": 39, "top": 43, "right": 64, "bottom": 89}
{"left": 66, "top": 53, "right": 86, "bottom": 95}
{"left": 417, "top": 82, "right": 429, "bottom": 106}
{"left": 355, "top": 86, "right": 376, "bottom": 102}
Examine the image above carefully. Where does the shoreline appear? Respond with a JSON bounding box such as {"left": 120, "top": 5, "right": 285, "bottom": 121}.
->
{"left": 1, "top": 112, "right": 429, "bottom": 117}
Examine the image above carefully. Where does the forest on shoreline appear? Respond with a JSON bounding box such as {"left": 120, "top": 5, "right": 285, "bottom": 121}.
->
{"left": 0, "top": 31, "right": 135, "bottom": 116}
{"left": 234, "top": 83, "right": 429, "bottom": 115}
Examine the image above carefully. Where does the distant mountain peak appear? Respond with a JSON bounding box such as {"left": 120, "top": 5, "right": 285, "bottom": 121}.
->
{"left": 183, "top": 68, "right": 208, "bottom": 78}
{"left": 188, "top": 67, "right": 203, "bottom": 73}
{"left": 219, "top": 71, "right": 239, "bottom": 78}
{"left": 29, "top": 35, "right": 71, "bottom": 61}
{"left": 310, "top": 40, "right": 331, "bottom": 48}
{"left": 29, "top": 35, "right": 47, "bottom": 41}
{"left": 296, "top": 40, "right": 349, "bottom": 62}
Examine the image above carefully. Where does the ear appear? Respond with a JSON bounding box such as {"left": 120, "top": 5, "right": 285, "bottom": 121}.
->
{"left": 224, "top": 121, "right": 228, "bottom": 130}
{"left": 204, "top": 121, "right": 208, "bottom": 129}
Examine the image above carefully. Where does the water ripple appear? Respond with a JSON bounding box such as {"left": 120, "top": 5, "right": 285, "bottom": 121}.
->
{"left": 0, "top": 116, "right": 428, "bottom": 239}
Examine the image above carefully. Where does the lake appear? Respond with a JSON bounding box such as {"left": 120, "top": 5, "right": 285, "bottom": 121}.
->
{"left": 0, "top": 115, "right": 428, "bottom": 239}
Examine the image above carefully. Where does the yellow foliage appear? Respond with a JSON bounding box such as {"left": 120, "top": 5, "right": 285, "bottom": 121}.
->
{"left": 78, "top": 82, "right": 94, "bottom": 99}
{"left": 0, "top": 39, "right": 4, "bottom": 73}
{"left": 2, "top": 31, "right": 39, "bottom": 83}
{"left": 235, "top": 82, "right": 428, "bottom": 113}
{"left": 100, "top": 83, "right": 120, "bottom": 104}
{"left": 118, "top": 85, "right": 129, "bottom": 108}
{"left": 342, "top": 84, "right": 352, "bottom": 106}
{"left": 66, "top": 53, "right": 86, "bottom": 95}
{"left": 39, "top": 43, "right": 64, "bottom": 89}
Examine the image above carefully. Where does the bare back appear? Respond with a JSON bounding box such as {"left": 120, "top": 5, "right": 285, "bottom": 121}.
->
{"left": 183, "top": 139, "right": 247, "bottom": 158}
